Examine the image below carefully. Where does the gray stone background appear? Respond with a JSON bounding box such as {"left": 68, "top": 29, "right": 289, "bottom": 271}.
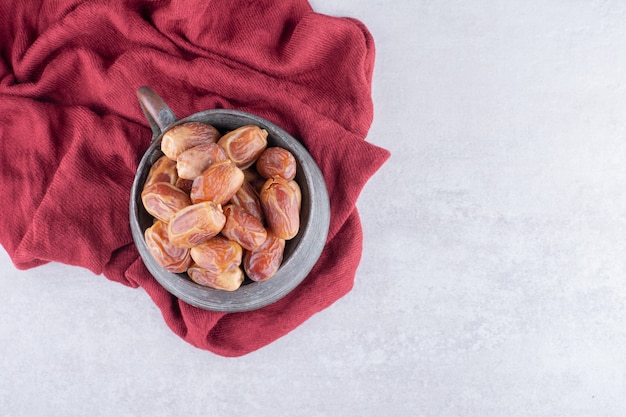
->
{"left": 2, "top": 0, "right": 626, "bottom": 415}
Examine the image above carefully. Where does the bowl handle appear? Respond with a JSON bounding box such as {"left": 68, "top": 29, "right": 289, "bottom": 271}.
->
{"left": 136, "top": 86, "right": 178, "bottom": 139}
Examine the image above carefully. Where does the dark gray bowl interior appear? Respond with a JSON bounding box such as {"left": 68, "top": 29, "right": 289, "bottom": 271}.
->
{"left": 130, "top": 109, "right": 330, "bottom": 312}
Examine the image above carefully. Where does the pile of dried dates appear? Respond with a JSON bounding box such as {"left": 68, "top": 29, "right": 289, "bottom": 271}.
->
{"left": 141, "top": 122, "right": 301, "bottom": 291}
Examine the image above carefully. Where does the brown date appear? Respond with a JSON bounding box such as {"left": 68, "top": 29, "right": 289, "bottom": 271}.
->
{"left": 189, "top": 236, "right": 243, "bottom": 276}
{"left": 260, "top": 177, "right": 301, "bottom": 240}
{"left": 161, "top": 122, "right": 220, "bottom": 161}
{"left": 243, "top": 232, "right": 285, "bottom": 282}
{"left": 141, "top": 182, "right": 191, "bottom": 223}
{"left": 230, "top": 181, "right": 264, "bottom": 223}
{"left": 176, "top": 142, "right": 228, "bottom": 180}
{"left": 167, "top": 201, "right": 226, "bottom": 248}
{"left": 221, "top": 204, "right": 267, "bottom": 251}
{"left": 187, "top": 263, "right": 244, "bottom": 291}
{"left": 217, "top": 125, "right": 268, "bottom": 169}
{"left": 145, "top": 155, "right": 178, "bottom": 188}
{"left": 144, "top": 220, "right": 191, "bottom": 273}
{"left": 256, "top": 147, "right": 297, "bottom": 181}
{"left": 190, "top": 160, "right": 244, "bottom": 205}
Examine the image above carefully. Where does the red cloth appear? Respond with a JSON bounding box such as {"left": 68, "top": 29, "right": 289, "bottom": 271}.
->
{"left": 0, "top": 0, "right": 390, "bottom": 356}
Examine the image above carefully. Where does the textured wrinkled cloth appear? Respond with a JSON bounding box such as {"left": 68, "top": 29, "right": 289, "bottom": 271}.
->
{"left": 0, "top": 0, "right": 390, "bottom": 356}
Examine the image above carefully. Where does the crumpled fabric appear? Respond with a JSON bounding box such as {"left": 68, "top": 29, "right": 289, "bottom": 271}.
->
{"left": 0, "top": 0, "right": 390, "bottom": 356}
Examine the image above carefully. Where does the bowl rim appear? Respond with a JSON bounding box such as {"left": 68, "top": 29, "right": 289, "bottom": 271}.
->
{"left": 130, "top": 102, "right": 330, "bottom": 312}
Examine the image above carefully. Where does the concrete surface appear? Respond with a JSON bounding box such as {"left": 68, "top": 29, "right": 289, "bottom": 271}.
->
{"left": 3, "top": 1, "right": 626, "bottom": 416}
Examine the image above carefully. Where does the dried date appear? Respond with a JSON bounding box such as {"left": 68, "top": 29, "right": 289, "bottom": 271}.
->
{"left": 217, "top": 125, "right": 268, "bottom": 169}
{"left": 141, "top": 182, "right": 191, "bottom": 223}
{"left": 190, "top": 160, "right": 244, "bottom": 205}
{"left": 243, "top": 232, "right": 285, "bottom": 282}
{"left": 230, "top": 181, "right": 264, "bottom": 223}
{"left": 189, "top": 236, "right": 243, "bottom": 276}
{"left": 221, "top": 204, "right": 267, "bottom": 251}
{"left": 144, "top": 220, "right": 192, "bottom": 273}
{"left": 176, "top": 142, "right": 228, "bottom": 180}
{"left": 167, "top": 201, "right": 226, "bottom": 248}
{"left": 256, "top": 147, "right": 297, "bottom": 181}
{"left": 187, "top": 264, "right": 244, "bottom": 291}
{"left": 161, "top": 122, "right": 220, "bottom": 160}
{"left": 260, "top": 177, "right": 301, "bottom": 240}
{"left": 145, "top": 155, "right": 178, "bottom": 188}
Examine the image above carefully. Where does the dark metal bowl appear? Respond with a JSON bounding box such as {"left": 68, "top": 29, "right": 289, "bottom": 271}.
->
{"left": 129, "top": 87, "right": 330, "bottom": 312}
